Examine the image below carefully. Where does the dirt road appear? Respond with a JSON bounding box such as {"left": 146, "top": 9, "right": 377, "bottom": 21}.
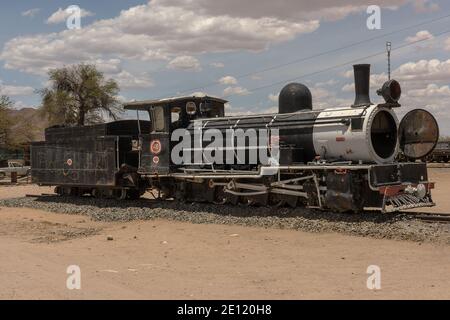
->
{"left": 416, "top": 168, "right": 450, "bottom": 213}
{"left": 0, "top": 168, "right": 449, "bottom": 299}
{"left": 0, "top": 206, "right": 449, "bottom": 300}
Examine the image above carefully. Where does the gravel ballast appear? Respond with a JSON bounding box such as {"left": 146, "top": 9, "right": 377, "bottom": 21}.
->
{"left": 0, "top": 196, "right": 449, "bottom": 244}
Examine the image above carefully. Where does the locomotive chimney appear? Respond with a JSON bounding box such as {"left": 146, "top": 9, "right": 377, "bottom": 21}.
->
{"left": 352, "top": 64, "right": 372, "bottom": 107}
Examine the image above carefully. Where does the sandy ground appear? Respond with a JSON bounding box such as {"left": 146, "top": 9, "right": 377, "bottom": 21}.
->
{"left": 416, "top": 168, "right": 450, "bottom": 213}
{"left": 0, "top": 168, "right": 449, "bottom": 300}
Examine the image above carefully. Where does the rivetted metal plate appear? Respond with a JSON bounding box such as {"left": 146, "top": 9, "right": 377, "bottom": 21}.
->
{"left": 398, "top": 109, "right": 439, "bottom": 159}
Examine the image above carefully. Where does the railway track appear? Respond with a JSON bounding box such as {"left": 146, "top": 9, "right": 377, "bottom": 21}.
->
{"left": 426, "top": 163, "right": 450, "bottom": 169}
{"left": 24, "top": 193, "right": 450, "bottom": 224}
{"left": 403, "top": 212, "right": 450, "bottom": 224}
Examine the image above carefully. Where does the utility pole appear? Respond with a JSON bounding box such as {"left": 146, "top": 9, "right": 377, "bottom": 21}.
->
{"left": 386, "top": 41, "right": 392, "bottom": 80}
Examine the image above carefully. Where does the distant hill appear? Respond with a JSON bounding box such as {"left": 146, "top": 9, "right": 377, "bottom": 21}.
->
{"left": 7, "top": 107, "right": 48, "bottom": 143}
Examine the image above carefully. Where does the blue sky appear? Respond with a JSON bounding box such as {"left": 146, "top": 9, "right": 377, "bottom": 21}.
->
{"left": 1, "top": 0, "right": 450, "bottom": 133}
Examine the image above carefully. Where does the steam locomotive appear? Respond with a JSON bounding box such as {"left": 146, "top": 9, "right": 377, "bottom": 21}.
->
{"left": 31, "top": 64, "right": 439, "bottom": 212}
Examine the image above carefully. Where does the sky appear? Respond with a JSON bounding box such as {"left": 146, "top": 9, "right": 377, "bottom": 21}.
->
{"left": 1, "top": 0, "right": 450, "bottom": 133}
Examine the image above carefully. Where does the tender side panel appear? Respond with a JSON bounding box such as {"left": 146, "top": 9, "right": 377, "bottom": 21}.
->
{"left": 31, "top": 136, "right": 118, "bottom": 187}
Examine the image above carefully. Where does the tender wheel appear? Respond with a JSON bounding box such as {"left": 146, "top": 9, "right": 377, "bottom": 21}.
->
{"left": 55, "top": 186, "right": 64, "bottom": 196}
{"left": 63, "top": 187, "right": 72, "bottom": 196}
{"left": 69, "top": 187, "right": 80, "bottom": 197}
{"left": 160, "top": 186, "right": 174, "bottom": 200}
{"left": 54, "top": 186, "right": 75, "bottom": 196}
{"left": 92, "top": 188, "right": 102, "bottom": 198}
{"left": 127, "top": 189, "right": 141, "bottom": 200}
{"left": 115, "top": 188, "right": 128, "bottom": 200}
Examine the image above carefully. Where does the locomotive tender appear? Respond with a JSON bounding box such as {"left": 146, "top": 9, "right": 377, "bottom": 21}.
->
{"left": 31, "top": 64, "right": 439, "bottom": 212}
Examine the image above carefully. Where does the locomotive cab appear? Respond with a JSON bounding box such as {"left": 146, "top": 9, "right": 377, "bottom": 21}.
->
{"left": 124, "top": 96, "right": 227, "bottom": 175}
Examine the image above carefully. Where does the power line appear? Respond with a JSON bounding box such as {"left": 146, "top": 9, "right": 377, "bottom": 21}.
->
{"left": 232, "top": 27, "right": 450, "bottom": 98}
{"left": 155, "top": 12, "right": 450, "bottom": 99}
{"left": 222, "top": 27, "right": 450, "bottom": 99}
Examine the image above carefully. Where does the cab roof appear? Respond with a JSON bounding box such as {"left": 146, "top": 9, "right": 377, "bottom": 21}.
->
{"left": 123, "top": 95, "right": 227, "bottom": 111}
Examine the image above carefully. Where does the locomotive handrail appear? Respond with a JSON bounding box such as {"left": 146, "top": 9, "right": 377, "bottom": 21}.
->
{"left": 168, "top": 164, "right": 374, "bottom": 180}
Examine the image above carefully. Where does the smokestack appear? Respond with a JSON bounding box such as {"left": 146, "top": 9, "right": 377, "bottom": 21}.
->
{"left": 352, "top": 64, "right": 372, "bottom": 107}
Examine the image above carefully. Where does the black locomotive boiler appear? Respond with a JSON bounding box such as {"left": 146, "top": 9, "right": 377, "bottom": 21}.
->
{"left": 31, "top": 64, "right": 439, "bottom": 212}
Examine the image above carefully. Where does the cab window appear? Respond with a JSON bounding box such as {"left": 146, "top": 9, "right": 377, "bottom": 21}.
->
{"left": 171, "top": 107, "right": 181, "bottom": 123}
{"left": 152, "top": 106, "right": 165, "bottom": 132}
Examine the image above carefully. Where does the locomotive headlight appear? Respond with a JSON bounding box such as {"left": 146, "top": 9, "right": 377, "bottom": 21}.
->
{"left": 377, "top": 79, "right": 401, "bottom": 103}
{"left": 416, "top": 183, "right": 427, "bottom": 199}
{"left": 405, "top": 183, "right": 427, "bottom": 199}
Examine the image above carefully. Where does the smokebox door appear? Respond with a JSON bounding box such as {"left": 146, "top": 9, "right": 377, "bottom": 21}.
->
{"left": 398, "top": 109, "right": 439, "bottom": 159}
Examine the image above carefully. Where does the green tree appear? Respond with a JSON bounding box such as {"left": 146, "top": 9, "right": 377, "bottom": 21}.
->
{"left": 39, "top": 64, "right": 122, "bottom": 126}
{"left": 11, "top": 121, "right": 40, "bottom": 147}
{"left": 0, "top": 95, "right": 13, "bottom": 146}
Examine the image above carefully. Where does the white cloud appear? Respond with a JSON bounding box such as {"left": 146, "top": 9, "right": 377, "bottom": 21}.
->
{"left": 412, "top": 0, "right": 439, "bottom": 13}
{"left": 219, "top": 76, "right": 238, "bottom": 85}
{"left": 162, "top": 0, "right": 408, "bottom": 22}
{"left": 315, "top": 79, "right": 337, "bottom": 87}
{"left": 407, "top": 84, "right": 450, "bottom": 97}
{"left": 116, "top": 95, "right": 128, "bottom": 103}
{"left": 396, "top": 90, "right": 450, "bottom": 134}
{"left": 13, "top": 101, "right": 35, "bottom": 110}
{"left": 308, "top": 84, "right": 351, "bottom": 109}
{"left": 223, "top": 86, "right": 250, "bottom": 97}
{"left": 340, "top": 59, "right": 450, "bottom": 133}
{"left": 342, "top": 59, "right": 450, "bottom": 94}
{"left": 1, "top": 0, "right": 443, "bottom": 116}
{"left": 268, "top": 93, "right": 279, "bottom": 102}
{"left": 22, "top": 8, "right": 40, "bottom": 18}
{"left": 225, "top": 101, "right": 274, "bottom": 116}
{"left": 310, "top": 86, "right": 331, "bottom": 100}
{"left": 210, "top": 62, "right": 224, "bottom": 68}
{"left": 190, "top": 91, "right": 208, "bottom": 97}
{"left": 444, "top": 38, "right": 450, "bottom": 51}
{"left": 167, "top": 56, "right": 201, "bottom": 71}
{"left": 342, "top": 73, "right": 388, "bottom": 92}
{"left": 342, "top": 83, "right": 354, "bottom": 92}
{"left": 1, "top": 1, "right": 321, "bottom": 76}
{"left": 92, "top": 58, "right": 123, "bottom": 74}
{"left": 394, "top": 59, "right": 450, "bottom": 82}
{"left": 0, "top": 81, "right": 34, "bottom": 96}
{"left": 250, "top": 75, "right": 263, "bottom": 80}
{"left": 405, "top": 30, "right": 433, "bottom": 43}
{"left": 46, "top": 7, "right": 94, "bottom": 24}
{"left": 342, "top": 70, "right": 354, "bottom": 78}
{"left": 46, "top": 58, "right": 151, "bottom": 89}
{"left": 3, "top": 0, "right": 426, "bottom": 79}
{"left": 114, "top": 71, "right": 154, "bottom": 89}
